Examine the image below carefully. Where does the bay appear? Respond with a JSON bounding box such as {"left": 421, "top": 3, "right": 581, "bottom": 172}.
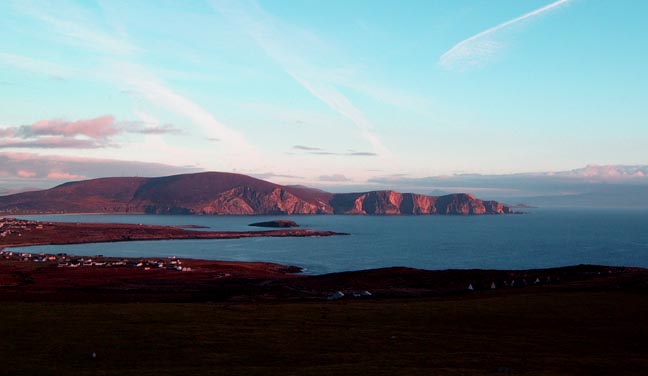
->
{"left": 11, "top": 208, "right": 648, "bottom": 275}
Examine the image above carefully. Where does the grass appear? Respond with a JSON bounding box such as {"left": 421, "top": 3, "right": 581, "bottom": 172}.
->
{"left": 1, "top": 291, "right": 647, "bottom": 375}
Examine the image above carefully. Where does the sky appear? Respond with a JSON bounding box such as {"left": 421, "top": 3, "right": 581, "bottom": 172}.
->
{"left": 1, "top": 0, "right": 647, "bottom": 198}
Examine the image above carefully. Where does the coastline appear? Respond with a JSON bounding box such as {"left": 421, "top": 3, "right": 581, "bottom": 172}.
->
{"left": 0, "top": 217, "right": 347, "bottom": 250}
{"left": 1, "top": 246, "right": 646, "bottom": 302}
{"left": 2, "top": 218, "right": 647, "bottom": 375}
{"left": 2, "top": 216, "right": 647, "bottom": 303}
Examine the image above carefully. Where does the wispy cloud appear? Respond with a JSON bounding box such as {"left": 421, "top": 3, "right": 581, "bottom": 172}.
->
{"left": 347, "top": 151, "right": 377, "bottom": 157}
{"left": 293, "top": 145, "right": 321, "bottom": 151}
{"left": 291, "top": 145, "right": 378, "bottom": 157}
{"left": 439, "top": 0, "right": 571, "bottom": 70}
{"left": 0, "top": 151, "right": 201, "bottom": 189}
{"left": 11, "top": 0, "right": 139, "bottom": 55}
{"left": 8, "top": 2, "right": 256, "bottom": 161}
{"left": 0, "top": 137, "right": 107, "bottom": 149}
{"left": 212, "top": 0, "right": 390, "bottom": 156}
{"left": 128, "top": 124, "right": 182, "bottom": 135}
{"left": 318, "top": 174, "right": 350, "bottom": 182}
{"left": 46, "top": 171, "right": 85, "bottom": 180}
{"left": 0, "top": 52, "right": 73, "bottom": 80}
{"left": 116, "top": 62, "right": 255, "bottom": 155}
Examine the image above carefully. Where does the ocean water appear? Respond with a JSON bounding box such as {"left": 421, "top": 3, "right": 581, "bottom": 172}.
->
{"left": 11, "top": 209, "right": 648, "bottom": 275}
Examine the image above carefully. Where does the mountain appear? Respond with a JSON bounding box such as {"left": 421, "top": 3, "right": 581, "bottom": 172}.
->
{"left": 0, "top": 172, "right": 512, "bottom": 215}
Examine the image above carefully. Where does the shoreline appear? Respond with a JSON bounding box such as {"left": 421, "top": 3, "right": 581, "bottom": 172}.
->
{"left": 2, "top": 217, "right": 647, "bottom": 303}
{"left": 0, "top": 217, "right": 348, "bottom": 250}
{"left": 1, "top": 247, "right": 646, "bottom": 302}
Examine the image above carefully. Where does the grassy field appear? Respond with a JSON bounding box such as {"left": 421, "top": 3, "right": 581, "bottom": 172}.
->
{"left": 1, "top": 290, "right": 647, "bottom": 375}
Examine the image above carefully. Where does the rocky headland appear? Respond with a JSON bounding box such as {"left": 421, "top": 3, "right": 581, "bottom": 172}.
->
{"left": 0, "top": 171, "right": 513, "bottom": 216}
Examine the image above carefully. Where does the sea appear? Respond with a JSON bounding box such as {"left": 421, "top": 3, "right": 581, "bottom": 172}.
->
{"left": 11, "top": 208, "right": 648, "bottom": 275}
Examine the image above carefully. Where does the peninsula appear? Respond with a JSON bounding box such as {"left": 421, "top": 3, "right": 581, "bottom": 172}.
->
{"left": 0, "top": 217, "right": 346, "bottom": 249}
{"left": 0, "top": 171, "right": 513, "bottom": 215}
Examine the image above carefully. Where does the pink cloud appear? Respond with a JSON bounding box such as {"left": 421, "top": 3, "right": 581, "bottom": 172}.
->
{"left": 0, "top": 115, "right": 118, "bottom": 149}
{"left": 46, "top": 171, "right": 86, "bottom": 180}
{"left": 0, "top": 128, "right": 15, "bottom": 137}
{"left": 1, "top": 152, "right": 33, "bottom": 161}
{"left": 0, "top": 115, "right": 182, "bottom": 151}
{"left": 29, "top": 115, "right": 119, "bottom": 138}
{"left": 17, "top": 170, "right": 37, "bottom": 178}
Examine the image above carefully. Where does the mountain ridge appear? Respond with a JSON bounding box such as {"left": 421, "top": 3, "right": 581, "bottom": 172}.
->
{"left": 0, "top": 172, "right": 512, "bottom": 215}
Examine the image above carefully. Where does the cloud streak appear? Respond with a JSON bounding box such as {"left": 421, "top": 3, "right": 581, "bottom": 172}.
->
{"left": 11, "top": 0, "right": 139, "bottom": 55}
{"left": 128, "top": 124, "right": 182, "bottom": 135}
{"left": 291, "top": 145, "right": 377, "bottom": 157}
{"left": 8, "top": 3, "right": 256, "bottom": 163}
{"left": 118, "top": 63, "right": 255, "bottom": 154}
{"left": 212, "top": 0, "right": 390, "bottom": 156}
{"left": 439, "top": 0, "right": 571, "bottom": 70}
{"left": 293, "top": 145, "right": 322, "bottom": 151}
{"left": 318, "top": 174, "right": 350, "bottom": 182}
{"left": 347, "top": 151, "right": 377, "bottom": 157}
{"left": 0, "top": 137, "right": 107, "bottom": 149}
{"left": 0, "top": 52, "right": 73, "bottom": 79}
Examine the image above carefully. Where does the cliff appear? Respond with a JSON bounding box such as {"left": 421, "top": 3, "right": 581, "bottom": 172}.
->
{"left": 0, "top": 172, "right": 511, "bottom": 215}
{"left": 329, "top": 191, "right": 512, "bottom": 215}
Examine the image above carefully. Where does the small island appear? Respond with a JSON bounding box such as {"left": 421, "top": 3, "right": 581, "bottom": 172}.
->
{"left": 249, "top": 220, "right": 300, "bottom": 228}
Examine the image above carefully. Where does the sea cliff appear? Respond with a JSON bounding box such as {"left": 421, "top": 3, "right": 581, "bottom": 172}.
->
{"left": 0, "top": 172, "right": 512, "bottom": 215}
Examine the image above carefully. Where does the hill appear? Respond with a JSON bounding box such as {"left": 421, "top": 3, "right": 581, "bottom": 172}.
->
{"left": 0, "top": 172, "right": 512, "bottom": 215}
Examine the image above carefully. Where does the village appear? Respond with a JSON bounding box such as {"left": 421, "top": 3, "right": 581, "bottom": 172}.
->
{"left": 0, "top": 218, "right": 188, "bottom": 271}
{"left": 0, "top": 249, "right": 193, "bottom": 272}
{"left": 0, "top": 217, "right": 45, "bottom": 239}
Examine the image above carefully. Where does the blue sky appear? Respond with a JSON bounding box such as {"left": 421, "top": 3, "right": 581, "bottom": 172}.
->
{"left": 1, "top": 0, "right": 647, "bottom": 195}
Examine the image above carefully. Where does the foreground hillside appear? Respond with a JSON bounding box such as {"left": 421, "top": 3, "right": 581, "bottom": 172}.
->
{"left": 0, "top": 258, "right": 646, "bottom": 375}
{"left": 0, "top": 171, "right": 512, "bottom": 215}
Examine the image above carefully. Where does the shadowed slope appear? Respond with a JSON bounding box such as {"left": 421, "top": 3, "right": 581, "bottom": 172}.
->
{"left": 0, "top": 177, "right": 148, "bottom": 213}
